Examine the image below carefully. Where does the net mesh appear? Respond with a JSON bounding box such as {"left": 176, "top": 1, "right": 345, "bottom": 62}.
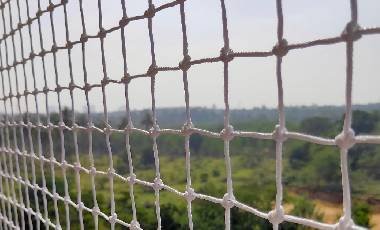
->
{"left": 0, "top": 0, "right": 379, "bottom": 229}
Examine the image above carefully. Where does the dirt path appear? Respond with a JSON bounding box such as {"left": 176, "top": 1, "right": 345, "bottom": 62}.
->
{"left": 314, "top": 199, "right": 380, "bottom": 229}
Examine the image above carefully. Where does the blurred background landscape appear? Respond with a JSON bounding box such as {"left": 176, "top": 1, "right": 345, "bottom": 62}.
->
{"left": 12, "top": 103, "right": 380, "bottom": 229}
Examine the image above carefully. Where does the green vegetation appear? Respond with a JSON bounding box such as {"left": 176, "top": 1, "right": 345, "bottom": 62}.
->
{"left": 2, "top": 108, "right": 380, "bottom": 229}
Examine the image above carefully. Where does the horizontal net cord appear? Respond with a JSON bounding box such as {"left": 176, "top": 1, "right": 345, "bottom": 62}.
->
{"left": 2, "top": 121, "right": 380, "bottom": 146}
{"left": 0, "top": 25, "right": 379, "bottom": 77}
{"left": 0, "top": 0, "right": 379, "bottom": 229}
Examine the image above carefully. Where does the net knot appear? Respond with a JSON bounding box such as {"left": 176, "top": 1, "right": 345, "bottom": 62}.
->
{"left": 55, "top": 84, "right": 62, "bottom": 93}
{"left": 219, "top": 47, "right": 234, "bottom": 62}
{"left": 53, "top": 192, "right": 59, "bottom": 201}
{"left": 61, "top": 0, "right": 68, "bottom": 5}
{"left": 342, "top": 22, "right": 362, "bottom": 41}
{"left": 73, "top": 162, "right": 82, "bottom": 172}
{"left": 47, "top": 122, "right": 54, "bottom": 131}
{"left": 184, "top": 187, "right": 196, "bottom": 202}
{"left": 89, "top": 167, "right": 97, "bottom": 177}
{"left": 36, "top": 10, "right": 43, "bottom": 17}
{"left": 103, "top": 124, "right": 112, "bottom": 135}
{"left": 273, "top": 125, "right": 287, "bottom": 142}
{"left": 179, "top": 55, "right": 191, "bottom": 71}
{"left": 51, "top": 44, "right": 58, "bottom": 53}
{"left": 49, "top": 155, "right": 56, "bottom": 163}
{"left": 107, "top": 168, "right": 115, "bottom": 179}
{"left": 124, "top": 122, "right": 134, "bottom": 132}
{"left": 18, "top": 120, "right": 24, "bottom": 126}
{"left": 336, "top": 216, "right": 354, "bottom": 230}
{"left": 39, "top": 49, "right": 46, "bottom": 57}
{"left": 69, "top": 82, "right": 77, "bottom": 91}
{"left": 77, "top": 202, "right": 85, "bottom": 211}
{"left": 66, "top": 40, "right": 73, "bottom": 49}
{"left": 87, "top": 122, "right": 95, "bottom": 132}
{"left": 153, "top": 177, "right": 163, "bottom": 191}
{"left": 222, "top": 193, "right": 235, "bottom": 209}
{"left": 128, "top": 173, "right": 136, "bottom": 185}
{"left": 47, "top": 3, "right": 55, "bottom": 12}
{"left": 268, "top": 206, "right": 284, "bottom": 225}
{"left": 272, "top": 39, "right": 288, "bottom": 57}
{"left": 36, "top": 121, "right": 43, "bottom": 128}
{"left": 121, "top": 73, "right": 131, "bottom": 84}
{"left": 144, "top": 4, "right": 156, "bottom": 18}
{"left": 83, "top": 83, "right": 92, "bottom": 92}
{"left": 58, "top": 121, "right": 66, "bottom": 130}
{"left": 101, "top": 77, "right": 110, "bottom": 87}
{"left": 27, "top": 17, "right": 33, "bottom": 26}
{"left": 98, "top": 28, "right": 107, "bottom": 39}
{"left": 220, "top": 125, "right": 234, "bottom": 141}
{"left": 61, "top": 160, "right": 68, "bottom": 170}
{"left": 119, "top": 16, "right": 130, "bottom": 27}
{"left": 80, "top": 33, "right": 88, "bottom": 43}
{"left": 72, "top": 123, "right": 80, "bottom": 132}
{"left": 147, "top": 64, "right": 158, "bottom": 77}
{"left": 149, "top": 124, "right": 160, "bottom": 137}
{"left": 43, "top": 86, "right": 49, "bottom": 94}
{"left": 335, "top": 128, "right": 355, "bottom": 149}
{"left": 92, "top": 206, "right": 100, "bottom": 216}
{"left": 29, "top": 52, "right": 36, "bottom": 59}
{"left": 109, "top": 213, "right": 118, "bottom": 225}
{"left": 130, "top": 220, "right": 141, "bottom": 230}
{"left": 181, "top": 121, "right": 194, "bottom": 135}
{"left": 63, "top": 195, "right": 70, "bottom": 205}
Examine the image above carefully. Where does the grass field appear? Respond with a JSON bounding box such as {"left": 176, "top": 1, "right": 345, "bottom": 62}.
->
{"left": 40, "top": 153, "right": 378, "bottom": 229}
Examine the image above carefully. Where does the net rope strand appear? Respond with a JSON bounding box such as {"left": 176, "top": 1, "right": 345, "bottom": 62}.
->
{"left": 0, "top": 0, "right": 378, "bottom": 229}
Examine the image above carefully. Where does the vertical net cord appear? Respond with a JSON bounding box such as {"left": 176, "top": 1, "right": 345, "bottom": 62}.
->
{"left": 270, "top": 0, "right": 286, "bottom": 229}
{"left": 26, "top": 0, "right": 52, "bottom": 227}
{"left": 6, "top": 3, "right": 27, "bottom": 227}
{"left": 0, "top": 19, "right": 16, "bottom": 230}
{"left": 14, "top": 0, "right": 33, "bottom": 227}
{"left": 36, "top": 0, "right": 60, "bottom": 227}
{"left": 6, "top": 0, "right": 30, "bottom": 229}
{"left": 23, "top": 0, "right": 43, "bottom": 227}
{"left": 46, "top": 0, "right": 65, "bottom": 228}
{"left": 179, "top": 1, "right": 194, "bottom": 230}
{"left": 337, "top": 0, "right": 358, "bottom": 228}
{"left": 0, "top": 3, "right": 11, "bottom": 227}
{"left": 61, "top": 1, "right": 75, "bottom": 229}
{"left": 3, "top": 1, "right": 26, "bottom": 229}
{"left": 96, "top": 0, "right": 118, "bottom": 229}
{"left": 146, "top": 1, "right": 162, "bottom": 229}
{"left": 0, "top": 2, "right": 20, "bottom": 228}
{"left": 219, "top": 0, "right": 235, "bottom": 229}
{"left": 119, "top": 0, "right": 139, "bottom": 228}
{"left": 75, "top": 0, "right": 88, "bottom": 229}
{"left": 0, "top": 121, "right": 9, "bottom": 230}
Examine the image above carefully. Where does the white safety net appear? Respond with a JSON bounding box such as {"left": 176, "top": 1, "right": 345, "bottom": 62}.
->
{"left": 0, "top": 0, "right": 379, "bottom": 229}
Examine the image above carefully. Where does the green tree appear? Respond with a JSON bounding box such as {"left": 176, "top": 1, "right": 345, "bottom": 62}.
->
{"left": 141, "top": 110, "right": 153, "bottom": 130}
{"left": 353, "top": 201, "right": 372, "bottom": 228}
{"left": 300, "top": 117, "right": 332, "bottom": 136}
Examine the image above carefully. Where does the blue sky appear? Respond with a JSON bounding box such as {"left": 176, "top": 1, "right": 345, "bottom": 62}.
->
{"left": 1, "top": 0, "right": 379, "bottom": 113}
